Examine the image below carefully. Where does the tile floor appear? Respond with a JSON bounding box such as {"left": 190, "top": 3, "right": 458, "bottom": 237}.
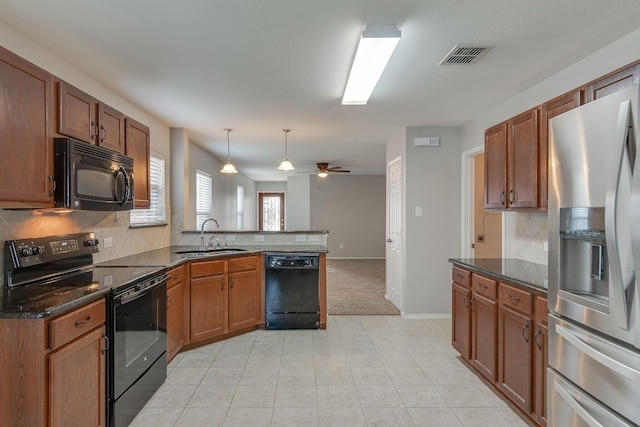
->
{"left": 130, "top": 316, "right": 531, "bottom": 426}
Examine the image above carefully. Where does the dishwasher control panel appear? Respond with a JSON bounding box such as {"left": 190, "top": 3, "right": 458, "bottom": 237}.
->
{"left": 265, "top": 253, "right": 319, "bottom": 269}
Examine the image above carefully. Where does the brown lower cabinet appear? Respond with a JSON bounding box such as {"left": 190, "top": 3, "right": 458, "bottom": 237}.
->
{"left": 186, "top": 255, "right": 260, "bottom": 349}
{"left": 166, "top": 264, "right": 187, "bottom": 360}
{"left": 0, "top": 298, "right": 107, "bottom": 426}
{"left": 451, "top": 265, "right": 547, "bottom": 426}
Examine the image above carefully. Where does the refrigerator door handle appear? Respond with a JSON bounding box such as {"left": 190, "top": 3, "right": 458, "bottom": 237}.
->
{"left": 555, "top": 323, "right": 640, "bottom": 382}
{"left": 554, "top": 381, "right": 605, "bottom": 427}
{"left": 605, "top": 99, "right": 634, "bottom": 330}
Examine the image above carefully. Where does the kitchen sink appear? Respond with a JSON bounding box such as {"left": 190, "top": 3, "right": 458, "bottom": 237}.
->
{"left": 174, "top": 248, "right": 247, "bottom": 255}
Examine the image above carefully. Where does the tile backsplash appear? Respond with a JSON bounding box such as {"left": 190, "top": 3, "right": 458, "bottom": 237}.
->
{"left": 514, "top": 211, "right": 548, "bottom": 265}
{"left": 0, "top": 209, "right": 170, "bottom": 280}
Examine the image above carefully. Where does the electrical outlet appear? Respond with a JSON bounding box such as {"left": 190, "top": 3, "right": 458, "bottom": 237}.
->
{"left": 104, "top": 237, "right": 113, "bottom": 248}
{"left": 309, "top": 235, "right": 319, "bottom": 242}
{"left": 340, "top": 243, "right": 344, "bottom": 249}
{"left": 296, "top": 235, "right": 306, "bottom": 242}
{"left": 226, "top": 235, "right": 236, "bottom": 242}
{"left": 544, "top": 241, "right": 549, "bottom": 252}
{"left": 254, "top": 235, "right": 265, "bottom": 242}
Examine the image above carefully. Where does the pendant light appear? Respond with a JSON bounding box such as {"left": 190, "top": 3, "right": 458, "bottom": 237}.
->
{"left": 277, "top": 129, "right": 295, "bottom": 171}
{"left": 220, "top": 128, "right": 238, "bottom": 174}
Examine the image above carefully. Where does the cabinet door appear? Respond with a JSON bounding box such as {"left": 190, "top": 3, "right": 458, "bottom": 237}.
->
{"left": 190, "top": 274, "right": 227, "bottom": 341}
{"left": 49, "top": 325, "right": 106, "bottom": 427}
{"left": 534, "top": 323, "right": 548, "bottom": 426}
{"left": 470, "top": 293, "right": 497, "bottom": 381}
{"left": 587, "top": 63, "right": 640, "bottom": 102}
{"left": 498, "top": 305, "right": 533, "bottom": 413}
{"left": 484, "top": 122, "right": 508, "bottom": 209}
{"left": 508, "top": 109, "right": 539, "bottom": 208}
{"left": 167, "top": 280, "right": 185, "bottom": 361}
{"left": 539, "top": 91, "right": 581, "bottom": 208}
{"left": 0, "top": 46, "right": 54, "bottom": 207}
{"left": 58, "top": 81, "right": 97, "bottom": 143}
{"left": 228, "top": 269, "right": 259, "bottom": 331}
{"left": 97, "top": 102, "right": 125, "bottom": 153}
{"left": 452, "top": 283, "right": 471, "bottom": 359}
{"left": 125, "top": 118, "right": 151, "bottom": 208}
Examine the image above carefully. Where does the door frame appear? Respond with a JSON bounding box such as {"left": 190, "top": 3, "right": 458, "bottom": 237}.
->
{"left": 461, "top": 145, "right": 507, "bottom": 259}
{"left": 258, "top": 192, "right": 285, "bottom": 231}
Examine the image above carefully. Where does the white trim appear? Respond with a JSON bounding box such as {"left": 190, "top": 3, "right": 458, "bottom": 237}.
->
{"left": 461, "top": 145, "right": 484, "bottom": 258}
{"left": 401, "top": 313, "right": 452, "bottom": 320}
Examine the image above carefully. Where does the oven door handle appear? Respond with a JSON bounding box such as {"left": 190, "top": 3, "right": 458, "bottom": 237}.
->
{"left": 114, "top": 275, "right": 169, "bottom": 306}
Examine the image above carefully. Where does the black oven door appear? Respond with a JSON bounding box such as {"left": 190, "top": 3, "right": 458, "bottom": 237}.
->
{"left": 110, "top": 278, "right": 167, "bottom": 401}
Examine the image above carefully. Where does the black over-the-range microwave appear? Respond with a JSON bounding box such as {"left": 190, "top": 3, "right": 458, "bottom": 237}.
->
{"left": 54, "top": 137, "right": 134, "bottom": 211}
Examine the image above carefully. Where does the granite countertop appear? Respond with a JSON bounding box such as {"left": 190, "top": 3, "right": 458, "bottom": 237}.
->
{"left": 448, "top": 258, "right": 548, "bottom": 293}
{"left": 1, "top": 244, "right": 328, "bottom": 319}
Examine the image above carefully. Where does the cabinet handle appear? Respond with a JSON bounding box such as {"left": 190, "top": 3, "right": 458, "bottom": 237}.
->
{"left": 99, "top": 125, "right": 107, "bottom": 142}
{"left": 90, "top": 120, "right": 97, "bottom": 140}
{"left": 74, "top": 315, "right": 92, "bottom": 327}
{"left": 534, "top": 327, "right": 542, "bottom": 349}
{"left": 522, "top": 320, "right": 530, "bottom": 342}
{"left": 500, "top": 191, "right": 505, "bottom": 205}
{"left": 508, "top": 294, "right": 521, "bottom": 303}
{"left": 221, "top": 277, "right": 224, "bottom": 290}
{"left": 463, "top": 293, "right": 470, "bottom": 309}
{"left": 477, "top": 283, "right": 488, "bottom": 290}
{"left": 230, "top": 277, "right": 234, "bottom": 289}
{"left": 48, "top": 175, "right": 56, "bottom": 197}
{"left": 166, "top": 295, "right": 172, "bottom": 310}
{"left": 456, "top": 273, "right": 464, "bottom": 279}
{"left": 508, "top": 189, "right": 514, "bottom": 203}
{"left": 470, "top": 296, "right": 476, "bottom": 312}
{"left": 102, "top": 333, "right": 109, "bottom": 354}
{"left": 171, "top": 274, "right": 180, "bottom": 280}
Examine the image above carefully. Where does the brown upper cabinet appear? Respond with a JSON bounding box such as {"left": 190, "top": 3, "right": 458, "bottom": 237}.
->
{"left": 0, "top": 46, "right": 55, "bottom": 208}
{"left": 539, "top": 90, "right": 582, "bottom": 208}
{"left": 587, "top": 63, "right": 640, "bottom": 102}
{"left": 125, "top": 118, "right": 151, "bottom": 209}
{"left": 484, "top": 108, "right": 540, "bottom": 210}
{"left": 58, "top": 81, "right": 126, "bottom": 153}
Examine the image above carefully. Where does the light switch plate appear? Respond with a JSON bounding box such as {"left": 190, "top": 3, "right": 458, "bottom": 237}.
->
{"left": 254, "top": 235, "right": 265, "bottom": 242}
{"left": 309, "top": 235, "right": 319, "bottom": 242}
{"left": 226, "top": 235, "right": 236, "bottom": 242}
{"left": 104, "top": 237, "right": 113, "bottom": 248}
{"left": 296, "top": 235, "right": 306, "bottom": 241}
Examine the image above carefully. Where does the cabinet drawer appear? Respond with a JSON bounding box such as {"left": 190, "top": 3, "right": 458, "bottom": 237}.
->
{"left": 167, "top": 264, "right": 186, "bottom": 288}
{"left": 535, "top": 296, "right": 548, "bottom": 325}
{"left": 471, "top": 274, "right": 496, "bottom": 299}
{"left": 190, "top": 259, "right": 225, "bottom": 278}
{"left": 499, "top": 283, "right": 532, "bottom": 315}
{"left": 229, "top": 256, "right": 257, "bottom": 273}
{"left": 49, "top": 299, "right": 106, "bottom": 350}
{"left": 452, "top": 266, "right": 470, "bottom": 288}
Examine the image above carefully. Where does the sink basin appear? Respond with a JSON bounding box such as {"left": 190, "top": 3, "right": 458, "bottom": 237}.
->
{"left": 174, "top": 248, "right": 247, "bottom": 255}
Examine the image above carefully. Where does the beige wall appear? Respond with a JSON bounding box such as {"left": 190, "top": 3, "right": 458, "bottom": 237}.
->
{"left": 310, "top": 175, "right": 385, "bottom": 258}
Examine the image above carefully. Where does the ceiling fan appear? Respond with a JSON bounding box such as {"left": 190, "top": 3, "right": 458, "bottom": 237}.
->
{"left": 315, "top": 162, "right": 351, "bottom": 177}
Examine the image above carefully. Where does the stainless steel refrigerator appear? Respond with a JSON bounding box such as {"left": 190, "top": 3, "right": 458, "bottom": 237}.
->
{"left": 548, "top": 84, "right": 640, "bottom": 426}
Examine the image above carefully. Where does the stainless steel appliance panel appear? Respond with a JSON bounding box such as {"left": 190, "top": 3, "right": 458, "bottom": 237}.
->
{"left": 548, "top": 369, "right": 635, "bottom": 427}
{"left": 549, "top": 314, "right": 640, "bottom": 426}
{"left": 548, "top": 85, "right": 640, "bottom": 346}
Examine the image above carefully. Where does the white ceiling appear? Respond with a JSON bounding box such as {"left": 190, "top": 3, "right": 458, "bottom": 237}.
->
{"left": 2, "top": 1, "right": 639, "bottom": 180}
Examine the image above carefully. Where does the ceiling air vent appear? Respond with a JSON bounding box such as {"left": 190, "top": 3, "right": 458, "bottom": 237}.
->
{"left": 439, "top": 45, "right": 494, "bottom": 65}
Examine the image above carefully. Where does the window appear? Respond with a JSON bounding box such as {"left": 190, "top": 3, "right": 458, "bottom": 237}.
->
{"left": 196, "top": 170, "right": 212, "bottom": 230}
{"left": 130, "top": 152, "right": 166, "bottom": 225}
{"left": 236, "top": 185, "right": 244, "bottom": 230}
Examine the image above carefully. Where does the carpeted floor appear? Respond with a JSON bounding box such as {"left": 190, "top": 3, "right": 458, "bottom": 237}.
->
{"left": 326, "top": 259, "right": 400, "bottom": 315}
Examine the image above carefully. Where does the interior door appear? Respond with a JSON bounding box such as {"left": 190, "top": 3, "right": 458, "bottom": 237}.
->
{"left": 473, "top": 153, "right": 502, "bottom": 258}
{"left": 386, "top": 158, "right": 402, "bottom": 311}
{"left": 258, "top": 192, "right": 285, "bottom": 231}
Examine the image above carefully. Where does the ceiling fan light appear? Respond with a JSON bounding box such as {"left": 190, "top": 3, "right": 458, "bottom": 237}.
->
{"left": 221, "top": 161, "right": 238, "bottom": 174}
{"left": 278, "top": 159, "right": 295, "bottom": 171}
{"left": 317, "top": 171, "right": 329, "bottom": 178}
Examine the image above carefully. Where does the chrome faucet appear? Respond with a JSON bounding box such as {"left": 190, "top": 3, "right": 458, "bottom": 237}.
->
{"left": 200, "top": 218, "right": 219, "bottom": 249}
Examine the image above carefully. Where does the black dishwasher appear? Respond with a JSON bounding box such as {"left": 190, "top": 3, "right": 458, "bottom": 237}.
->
{"left": 265, "top": 253, "right": 320, "bottom": 329}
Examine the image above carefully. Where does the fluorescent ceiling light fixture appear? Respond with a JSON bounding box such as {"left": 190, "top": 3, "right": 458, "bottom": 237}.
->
{"left": 342, "top": 25, "right": 401, "bottom": 105}
{"left": 220, "top": 128, "right": 238, "bottom": 174}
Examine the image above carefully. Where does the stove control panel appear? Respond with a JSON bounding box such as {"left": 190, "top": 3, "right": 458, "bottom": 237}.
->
{"left": 5, "top": 232, "right": 100, "bottom": 269}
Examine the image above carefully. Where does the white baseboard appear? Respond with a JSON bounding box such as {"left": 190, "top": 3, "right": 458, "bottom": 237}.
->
{"left": 400, "top": 313, "right": 452, "bottom": 320}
